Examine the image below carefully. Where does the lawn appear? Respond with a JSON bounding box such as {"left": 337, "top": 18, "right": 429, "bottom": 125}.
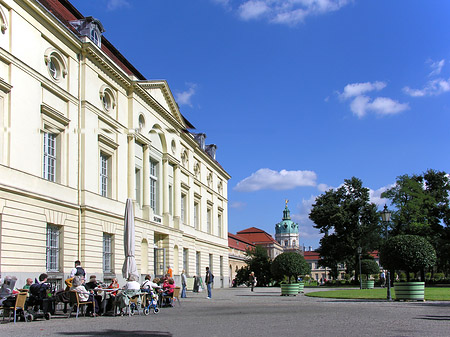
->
{"left": 306, "top": 287, "right": 450, "bottom": 301}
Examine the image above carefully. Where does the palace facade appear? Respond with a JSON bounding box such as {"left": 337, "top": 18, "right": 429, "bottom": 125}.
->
{"left": 0, "top": 0, "right": 230, "bottom": 288}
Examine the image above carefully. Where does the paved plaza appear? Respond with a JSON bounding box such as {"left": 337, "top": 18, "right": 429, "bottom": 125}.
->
{"left": 1, "top": 287, "right": 449, "bottom": 337}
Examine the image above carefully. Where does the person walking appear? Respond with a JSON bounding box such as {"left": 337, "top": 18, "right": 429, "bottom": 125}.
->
{"left": 205, "top": 267, "right": 214, "bottom": 299}
{"left": 181, "top": 269, "right": 187, "bottom": 298}
{"left": 249, "top": 271, "right": 256, "bottom": 292}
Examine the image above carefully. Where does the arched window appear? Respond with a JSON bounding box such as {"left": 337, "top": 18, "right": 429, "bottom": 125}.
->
{"left": 44, "top": 48, "right": 68, "bottom": 82}
{"left": 99, "top": 85, "right": 116, "bottom": 112}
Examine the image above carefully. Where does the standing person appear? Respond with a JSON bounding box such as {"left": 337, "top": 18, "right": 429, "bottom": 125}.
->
{"left": 181, "top": 270, "right": 187, "bottom": 298}
{"left": 167, "top": 265, "right": 173, "bottom": 278}
{"left": 205, "top": 267, "right": 214, "bottom": 299}
{"left": 380, "top": 271, "right": 386, "bottom": 288}
{"left": 70, "top": 260, "right": 85, "bottom": 279}
{"left": 249, "top": 271, "right": 256, "bottom": 292}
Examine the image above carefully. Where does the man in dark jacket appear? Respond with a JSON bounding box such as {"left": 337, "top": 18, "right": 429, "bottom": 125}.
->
{"left": 205, "top": 267, "right": 213, "bottom": 299}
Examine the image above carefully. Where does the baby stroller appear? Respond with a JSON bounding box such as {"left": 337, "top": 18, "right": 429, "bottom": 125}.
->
{"left": 143, "top": 290, "right": 160, "bottom": 315}
{"left": 26, "top": 282, "right": 54, "bottom": 320}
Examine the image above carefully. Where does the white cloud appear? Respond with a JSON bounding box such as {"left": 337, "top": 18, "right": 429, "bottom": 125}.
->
{"left": 175, "top": 83, "right": 197, "bottom": 107}
{"left": 340, "top": 81, "right": 386, "bottom": 99}
{"left": 215, "top": 0, "right": 352, "bottom": 26}
{"left": 368, "top": 184, "right": 394, "bottom": 206}
{"left": 239, "top": 1, "right": 270, "bottom": 20}
{"left": 234, "top": 168, "right": 317, "bottom": 192}
{"left": 403, "top": 78, "right": 450, "bottom": 97}
{"left": 403, "top": 58, "right": 450, "bottom": 97}
{"left": 339, "top": 81, "right": 409, "bottom": 118}
{"left": 317, "top": 183, "right": 332, "bottom": 192}
{"left": 428, "top": 59, "right": 445, "bottom": 77}
{"left": 106, "top": 0, "right": 130, "bottom": 11}
{"left": 229, "top": 201, "right": 247, "bottom": 209}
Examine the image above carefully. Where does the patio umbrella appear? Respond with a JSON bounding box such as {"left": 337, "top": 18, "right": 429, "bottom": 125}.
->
{"left": 122, "top": 198, "right": 138, "bottom": 280}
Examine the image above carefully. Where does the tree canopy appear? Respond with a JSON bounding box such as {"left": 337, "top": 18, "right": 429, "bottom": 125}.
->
{"left": 309, "top": 177, "right": 381, "bottom": 277}
{"left": 379, "top": 235, "right": 436, "bottom": 281}
{"left": 271, "top": 252, "right": 310, "bottom": 283}
{"left": 381, "top": 169, "right": 450, "bottom": 275}
{"left": 245, "top": 245, "right": 272, "bottom": 286}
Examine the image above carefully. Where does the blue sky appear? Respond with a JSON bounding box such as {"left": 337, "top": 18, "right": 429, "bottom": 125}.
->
{"left": 70, "top": 0, "right": 450, "bottom": 249}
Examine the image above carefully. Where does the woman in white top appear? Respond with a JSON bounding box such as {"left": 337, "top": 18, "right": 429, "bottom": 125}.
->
{"left": 141, "top": 275, "right": 161, "bottom": 292}
{"left": 123, "top": 274, "right": 140, "bottom": 290}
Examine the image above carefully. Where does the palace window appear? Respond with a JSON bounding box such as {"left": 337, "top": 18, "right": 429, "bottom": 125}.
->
{"left": 103, "top": 233, "right": 113, "bottom": 273}
{"left": 150, "top": 158, "right": 159, "bottom": 214}
{"left": 46, "top": 224, "right": 60, "bottom": 272}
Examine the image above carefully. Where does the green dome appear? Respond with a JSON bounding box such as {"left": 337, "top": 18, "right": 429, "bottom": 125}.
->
{"left": 275, "top": 205, "right": 299, "bottom": 234}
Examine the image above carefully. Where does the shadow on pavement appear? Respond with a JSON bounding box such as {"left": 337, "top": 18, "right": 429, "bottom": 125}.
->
{"left": 415, "top": 315, "right": 450, "bottom": 321}
{"left": 59, "top": 330, "right": 172, "bottom": 337}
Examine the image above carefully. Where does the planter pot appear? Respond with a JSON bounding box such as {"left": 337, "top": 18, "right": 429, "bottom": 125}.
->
{"left": 394, "top": 282, "right": 425, "bottom": 301}
{"left": 280, "top": 283, "right": 299, "bottom": 296}
{"left": 298, "top": 282, "right": 305, "bottom": 293}
{"left": 361, "top": 280, "right": 374, "bottom": 289}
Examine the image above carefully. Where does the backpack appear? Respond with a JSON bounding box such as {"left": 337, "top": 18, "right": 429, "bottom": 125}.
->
{"left": 75, "top": 266, "right": 85, "bottom": 277}
{"left": 210, "top": 273, "right": 214, "bottom": 283}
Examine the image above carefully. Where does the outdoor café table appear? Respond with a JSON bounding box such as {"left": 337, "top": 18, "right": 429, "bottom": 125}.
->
{"left": 94, "top": 288, "right": 118, "bottom": 315}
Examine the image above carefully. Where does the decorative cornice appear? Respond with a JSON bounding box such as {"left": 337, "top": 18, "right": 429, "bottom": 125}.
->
{"left": 139, "top": 80, "right": 183, "bottom": 125}
{"left": 98, "top": 134, "right": 119, "bottom": 150}
{"left": 131, "top": 82, "right": 185, "bottom": 132}
{"left": 41, "top": 103, "right": 70, "bottom": 126}
{"left": 0, "top": 78, "right": 12, "bottom": 93}
{"left": 82, "top": 43, "right": 132, "bottom": 89}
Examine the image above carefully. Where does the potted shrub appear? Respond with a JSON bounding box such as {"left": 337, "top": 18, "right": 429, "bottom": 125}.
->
{"left": 271, "top": 252, "right": 311, "bottom": 296}
{"left": 380, "top": 235, "right": 436, "bottom": 301}
{"left": 360, "top": 259, "right": 380, "bottom": 289}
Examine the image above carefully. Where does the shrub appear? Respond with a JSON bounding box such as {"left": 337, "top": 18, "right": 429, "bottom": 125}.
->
{"left": 360, "top": 259, "right": 380, "bottom": 280}
{"left": 379, "top": 235, "right": 437, "bottom": 282}
{"left": 271, "top": 252, "right": 311, "bottom": 284}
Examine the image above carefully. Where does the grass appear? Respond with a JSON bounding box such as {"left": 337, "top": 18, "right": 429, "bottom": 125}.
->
{"left": 306, "top": 287, "right": 450, "bottom": 301}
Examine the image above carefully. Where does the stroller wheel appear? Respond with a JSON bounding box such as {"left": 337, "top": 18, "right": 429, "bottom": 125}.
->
{"left": 45, "top": 312, "right": 51, "bottom": 320}
{"left": 153, "top": 308, "right": 159, "bottom": 314}
{"left": 26, "top": 314, "right": 34, "bottom": 322}
{"left": 143, "top": 308, "right": 150, "bottom": 316}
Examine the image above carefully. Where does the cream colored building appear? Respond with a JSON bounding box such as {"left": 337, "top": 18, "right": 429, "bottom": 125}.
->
{"left": 0, "top": 0, "right": 230, "bottom": 289}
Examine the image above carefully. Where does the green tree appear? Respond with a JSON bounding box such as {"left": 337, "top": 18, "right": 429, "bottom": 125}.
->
{"left": 379, "top": 235, "right": 437, "bottom": 281}
{"left": 382, "top": 169, "right": 450, "bottom": 276}
{"left": 271, "top": 252, "right": 310, "bottom": 283}
{"left": 245, "top": 245, "right": 272, "bottom": 286}
{"left": 235, "top": 266, "right": 250, "bottom": 286}
{"left": 309, "top": 177, "right": 381, "bottom": 278}
{"left": 360, "top": 259, "right": 380, "bottom": 280}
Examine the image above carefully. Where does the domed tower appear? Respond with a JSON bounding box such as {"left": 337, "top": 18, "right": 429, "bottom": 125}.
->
{"left": 275, "top": 200, "right": 300, "bottom": 251}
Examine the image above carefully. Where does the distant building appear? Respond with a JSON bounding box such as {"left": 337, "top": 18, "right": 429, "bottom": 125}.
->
{"left": 275, "top": 201, "right": 301, "bottom": 252}
{"left": 228, "top": 233, "right": 255, "bottom": 284}
{"left": 235, "top": 227, "right": 283, "bottom": 260}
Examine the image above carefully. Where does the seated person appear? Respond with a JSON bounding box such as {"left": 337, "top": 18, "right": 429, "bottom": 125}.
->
{"left": 123, "top": 275, "right": 140, "bottom": 291}
{"left": 141, "top": 275, "right": 161, "bottom": 293}
{"left": 162, "top": 278, "right": 175, "bottom": 307}
{"left": 108, "top": 278, "right": 119, "bottom": 296}
{"left": 71, "top": 276, "right": 99, "bottom": 316}
{"left": 85, "top": 275, "right": 100, "bottom": 291}
{"left": 23, "top": 278, "right": 33, "bottom": 290}
{"left": 102, "top": 278, "right": 119, "bottom": 313}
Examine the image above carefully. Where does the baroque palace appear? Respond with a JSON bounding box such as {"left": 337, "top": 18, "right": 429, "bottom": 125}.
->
{"left": 0, "top": 0, "right": 230, "bottom": 288}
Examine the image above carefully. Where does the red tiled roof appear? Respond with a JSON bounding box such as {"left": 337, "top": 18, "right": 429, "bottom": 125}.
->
{"left": 303, "top": 251, "right": 320, "bottom": 260}
{"left": 236, "top": 227, "right": 278, "bottom": 245}
{"left": 228, "top": 233, "right": 255, "bottom": 252}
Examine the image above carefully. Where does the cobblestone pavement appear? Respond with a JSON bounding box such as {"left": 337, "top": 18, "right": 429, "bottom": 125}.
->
{"left": 1, "top": 287, "right": 449, "bottom": 337}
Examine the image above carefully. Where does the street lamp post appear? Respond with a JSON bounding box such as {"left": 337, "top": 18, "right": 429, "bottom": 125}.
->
{"left": 358, "top": 246, "right": 362, "bottom": 290}
{"left": 381, "top": 204, "right": 392, "bottom": 301}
